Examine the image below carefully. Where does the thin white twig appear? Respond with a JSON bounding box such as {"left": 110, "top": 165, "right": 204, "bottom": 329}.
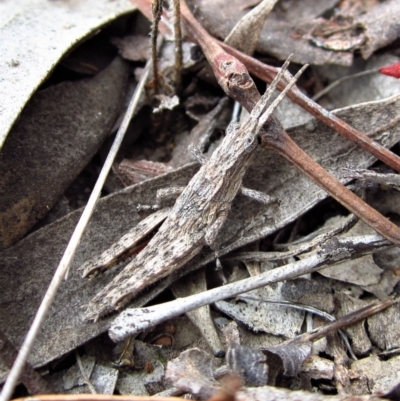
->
{"left": 109, "top": 234, "right": 391, "bottom": 342}
{"left": 312, "top": 68, "right": 378, "bottom": 101}
{"left": 0, "top": 59, "right": 153, "bottom": 401}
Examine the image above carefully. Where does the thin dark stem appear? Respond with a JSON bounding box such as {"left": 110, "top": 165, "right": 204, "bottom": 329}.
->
{"left": 151, "top": 0, "right": 163, "bottom": 94}
{"left": 261, "top": 127, "right": 400, "bottom": 246}
{"left": 172, "top": 0, "right": 182, "bottom": 90}
{"left": 278, "top": 298, "right": 396, "bottom": 346}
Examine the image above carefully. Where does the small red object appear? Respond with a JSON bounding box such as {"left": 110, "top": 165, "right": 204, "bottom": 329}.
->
{"left": 379, "top": 62, "right": 400, "bottom": 79}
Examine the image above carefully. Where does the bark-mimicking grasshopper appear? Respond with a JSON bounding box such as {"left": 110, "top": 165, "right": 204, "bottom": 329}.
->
{"left": 81, "top": 57, "right": 307, "bottom": 321}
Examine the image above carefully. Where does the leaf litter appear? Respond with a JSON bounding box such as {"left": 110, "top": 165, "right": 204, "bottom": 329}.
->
{"left": 1, "top": 0, "right": 400, "bottom": 400}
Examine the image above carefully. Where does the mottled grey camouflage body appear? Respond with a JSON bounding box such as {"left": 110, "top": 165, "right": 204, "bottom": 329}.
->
{"left": 82, "top": 59, "right": 305, "bottom": 320}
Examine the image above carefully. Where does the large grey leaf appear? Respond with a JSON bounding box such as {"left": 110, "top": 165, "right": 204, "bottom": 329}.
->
{"left": 0, "top": 0, "right": 136, "bottom": 148}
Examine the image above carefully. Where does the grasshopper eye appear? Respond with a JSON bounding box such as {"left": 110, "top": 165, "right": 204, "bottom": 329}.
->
{"left": 244, "top": 135, "right": 257, "bottom": 153}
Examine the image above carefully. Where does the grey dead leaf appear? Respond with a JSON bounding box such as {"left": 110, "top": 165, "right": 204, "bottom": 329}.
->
{"left": 0, "top": 56, "right": 130, "bottom": 250}
{"left": 220, "top": 314, "right": 282, "bottom": 351}
{"left": 214, "top": 265, "right": 304, "bottom": 338}
{"left": 362, "top": 269, "right": 400, "bottom": 301}
{"left": 357, "top": 0, "right": 400, "bottom": 59}
{"left": 227, "top": 342, "right": 311, "bottom": 386}
{"left": 87, "top": 364, "right": 118, "bottom": 395}
{"left": 0, "top": 163, "right": 198, "bottom": 384}
{"left": 224, "top": 0, "right": 279, "bottom": 55}
{"left": 165, "top": 348, "right": 219, "bottom": 400}
{"left": 1, "top": 96, "right": 400, "bottom": 381}
{"left": 62, "top": 355, "right": 95, "bottom": 391}
{"left": 349, "top": 354, "right": 400, "bottom": 394}
{"left": 189, "top": 0, "right": 353, "bottom": 65}
{"left": 172, "top": 270, "right": 224, "bottom": 357}
{"left": 320, "top": 255, "right": 383, "bottom": 286}
{"left": 280, "top": 278, "right": 335, "bottom": 314}
{"left": 0, "top": 0, "right": 136, "bottom": 149}
{"left": 335, "top": 293, "right": 372, "bottom": 357}
{"left": 367, "top": 303, "right": 400, "bottom": 351}
{"left": 54, "top": 361, "right": 118, "bottom": 395}
{"left": 278, "top": 54, "right": 399, "bottom": 130}
{"left": 316, "top": 55, "right": 400, "bottom": 110}
{"left": 215, "top": 290, "right": 305, "bottom": 338}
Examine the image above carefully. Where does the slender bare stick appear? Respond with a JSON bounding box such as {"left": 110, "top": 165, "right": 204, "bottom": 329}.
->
{"left": 151, "top": 0, "right": 163, "bottom": 94}
{"left": 279, "top": 298, "right": 396, "bottom": 346}
{"left": 0, "top": 59, "right": 153, "bottom": 401}
{"left": 171, "top": 0, "right": 182, "bottom": 90}
{"left": 261, "top": 130, "right": 400, "bottom": 246}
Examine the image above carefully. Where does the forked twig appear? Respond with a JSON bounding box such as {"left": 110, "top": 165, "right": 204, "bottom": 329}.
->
{"left": 177, "top": 0, "right": 400, "bottom": 246}
{"left": 132, "top": 0, "right": 400, "bottom": 173}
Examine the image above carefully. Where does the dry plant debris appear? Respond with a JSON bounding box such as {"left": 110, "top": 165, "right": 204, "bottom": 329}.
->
{"left": 1, "top": 0, "right": 400, "bottom": 400}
